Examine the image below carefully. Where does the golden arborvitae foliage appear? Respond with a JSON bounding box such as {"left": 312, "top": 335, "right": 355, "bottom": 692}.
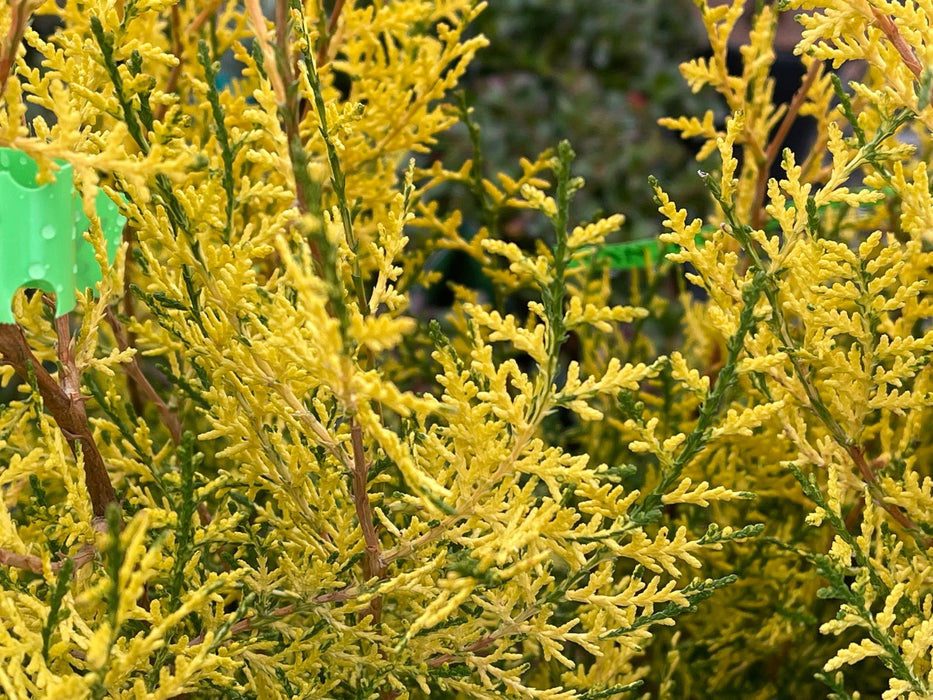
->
{"left": 0, "top": 1, "right": 758, "bottom": 698}
{"left": 1, "top": 0, "right": 932, "bottom": 698}
{"left": 650, "top": 1, "right": 933, "bottom": 698}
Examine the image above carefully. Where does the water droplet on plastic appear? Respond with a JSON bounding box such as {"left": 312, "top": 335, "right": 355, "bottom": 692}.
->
{"left": 0, "top": 152, "right": 8, "bottom": 168}
{"left": 28, "top": 263, "right": 47, "bottom": 279}
{"left": 40, "top": 224, "right": 56, "bottom": 240}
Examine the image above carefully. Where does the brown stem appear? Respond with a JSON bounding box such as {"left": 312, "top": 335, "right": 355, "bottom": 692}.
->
{"left": 186, "top": 584, "right": 362, "bottom": 647}
{"left": 1, "top": 0, "right": 40, "bottom": 98}
{"left": 847, "top": 444, "right": 932, "bottom": 549}
{"left": 106, "top": 299, "right": 213, "bottom": 527}
{"left": 0, "top": 543, "right": 95, "bottom": 575}
{"left": 104, "top": 307, "right": 182, "bottom": 445}
{"left": 751, "top": 59, "right": 822, "bottom": 229}
{"left": 315, "top": 0, "right": 346, "bottom": 67}
{"left": 427, "top": 633, "right": 498, "bottom": 668}
{"left": 186, "top": 604, "right": 294, "bottom": 648}
{"left": 112, "top": 238, "right": 211, "bottom": 526}
{"left": 844, "top": 493, "right": 866, "bottom": 534}
{"left": 769, "top": 303, "right": 932, "bottom": 549}
{"left": 350, "top": 419, "right": 386, "bottom": 623}
{"left": 870, "top": 9, "right": 924, "bottom": 81}
{"left": 0, "top": 548, "right": 45, "bottom": 574}
{"left": 189, "top": 0, "right": 226, "bottom": 35}
{"left": 0, "top": 322, "right": 118, "bottom": 517}
{"left": 155, "top": 5, "right": 184, "bottom": 123}
{"left": 424, "top": 599, "right": 543, "bottom": 669}
{"left": 119, "top": 223, "right": 146, "bottom": 418}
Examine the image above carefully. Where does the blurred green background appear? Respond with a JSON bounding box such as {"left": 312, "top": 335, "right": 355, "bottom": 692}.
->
{"left": 435, "top": 0, "right": 714, "bottom": 240}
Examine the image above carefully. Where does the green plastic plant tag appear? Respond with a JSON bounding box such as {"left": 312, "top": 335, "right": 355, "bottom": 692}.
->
{"left": 0, "top": 148, "right": 126, "bottom": 323}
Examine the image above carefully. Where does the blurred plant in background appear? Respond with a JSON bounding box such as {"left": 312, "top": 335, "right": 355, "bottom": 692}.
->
{"left": 413, "top": 0, "right": 718, "bottom": 359}
{"left": 431, "top": 0, "right": 714, "bottom": 240}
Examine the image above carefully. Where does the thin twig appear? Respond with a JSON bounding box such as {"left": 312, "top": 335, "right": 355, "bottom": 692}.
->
{"left": 427, "top": 633, "right": 498, "bottom": 668}
{"left": 185, "top": 584, "right": 363, "bottom": 647}
{"left": 769, "top": 290, "right": 933, "bottom": 550}
{"left": 870, "top": 9, "right": 923, "bottom": 81}
{"left": 350, "top": 418, "right": 386, "bottom": 623}
{"left": 104, "top": 307, "right": 182, "bottom": 445}
{"left": 191, "top": 604, "right": 295, "bottom": 647}
{"left": 188, "top": 0, "right": 226, "bottom": 35}
{"left": 847, "top": 444, "right": 932, "bottom": 549}
{"left": 105, "top": 304, "right": 213, "bottom": 526}
{"left": 426, "top": 603, "right": 542, "bottom": 668}
{"left": 315, "top": 0, "right": 346, "bottom": 67}
{"left": 751, "top": 59, "right": 822, "bottom": 229}
{"left": 0, "top": 543, "right": 95, "bottom": 575}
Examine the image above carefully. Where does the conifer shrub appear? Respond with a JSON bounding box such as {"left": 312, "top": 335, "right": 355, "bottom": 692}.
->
{"left": 0, "top": 1, "right": 930, "bottom": 698}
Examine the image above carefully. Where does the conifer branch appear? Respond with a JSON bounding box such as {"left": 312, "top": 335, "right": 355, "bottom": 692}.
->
{"left": 870, "top": 8, "right": 923, "bottom": 82}
{"left": 761, "top": 281, "right": 933, "bottom": 550}
{"left": 0, "top": 0, "right": 40, "bottom": 98}
{"left": 752, "top": 59, "right": 822, "bottom": 228}
{"left": 0, "top": 543, "right": 94, "bottom": 575}
{"left": 104, "top": 307, "right": 182, "bottom": 446}
{"left": 0, "top": 322, "right": 118, "bottom": 518}
{"left": 316, "top": 0, "right": 346, "bottom": 67}
{"left": 350, "top": 418, "right": 386, "bottom": 622}
{"left": 289, "top": 1, "right": 369, "bottom": 315}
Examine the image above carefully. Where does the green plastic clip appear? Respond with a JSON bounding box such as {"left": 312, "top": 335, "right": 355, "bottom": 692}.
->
{"left": 0, "top": 147, "right": 125, "bottom": 323}
{"left": 584, "top": 186, "right": 893, "bottom": 273}
{"left": 579, "top": 233, "right": 707, "bottom": 272}
{"left": 585, "top": 239, "right": 679, "bottom": 271}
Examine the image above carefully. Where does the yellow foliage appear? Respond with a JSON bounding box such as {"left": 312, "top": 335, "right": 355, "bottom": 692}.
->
{"left": 1, "top": 0, "right": 932, "bottom": 698}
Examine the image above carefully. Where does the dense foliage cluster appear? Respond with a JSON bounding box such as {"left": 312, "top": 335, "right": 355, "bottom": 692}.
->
{"left": 0, "top": 1, "right": 931, "bottom": 699}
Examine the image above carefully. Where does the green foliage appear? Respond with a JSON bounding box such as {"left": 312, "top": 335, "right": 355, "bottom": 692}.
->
{"left": 433, "top": 0, "right": 712, "bottom": 239}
